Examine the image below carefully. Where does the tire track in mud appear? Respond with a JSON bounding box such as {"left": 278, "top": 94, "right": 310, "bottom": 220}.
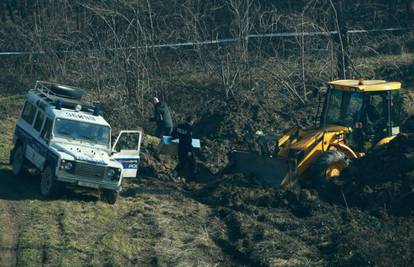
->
{"left": 142, "top": 210, "right": 162, "bottom": 265}
{"left": 55, "top": 204, "right": 69, "bottom": 266}
{"left": 0, "top": 202, "right": 21, "bottom": 267}
{"left": 210, "top": 209, "right": 267, "bottom": 267}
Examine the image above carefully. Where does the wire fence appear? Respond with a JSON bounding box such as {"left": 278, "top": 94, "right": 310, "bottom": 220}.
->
{"left": 0, "top": 27, "right": 409, "bottom": 56}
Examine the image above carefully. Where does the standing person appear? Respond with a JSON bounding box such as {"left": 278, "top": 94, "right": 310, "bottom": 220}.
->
{"left": 171, "top": 115, "right": 197, "bottom": 181}
{"left": 149, "top": 97, "right": 173, "bottom": 138}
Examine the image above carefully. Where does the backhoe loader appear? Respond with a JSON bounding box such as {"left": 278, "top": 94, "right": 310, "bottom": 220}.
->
{"left": 230, "top": 79, "right": 402, "bottom": 186}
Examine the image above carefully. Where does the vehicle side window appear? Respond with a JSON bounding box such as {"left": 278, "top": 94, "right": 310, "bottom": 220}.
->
{"left": 21, "top": 101, "right": 37, "bottom": 125}
{"left": 33, "top": 111, "right": 45, "bottom": 132}
{"left": 390, "top": 91, "right": 402, "bottom": 127}
{"left": 41, "top": 118, "right": 53, "bottom": 140}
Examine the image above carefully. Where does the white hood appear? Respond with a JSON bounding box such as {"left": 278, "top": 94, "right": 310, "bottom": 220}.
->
{"left": 52, "top": 142, "right": 111, "bottom": 165}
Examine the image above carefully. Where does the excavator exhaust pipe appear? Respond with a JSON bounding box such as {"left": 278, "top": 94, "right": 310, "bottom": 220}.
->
{"left": 226, "top": 150, "right": 289, "bottom": 187}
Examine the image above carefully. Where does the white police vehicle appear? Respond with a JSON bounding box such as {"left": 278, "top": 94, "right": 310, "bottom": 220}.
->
{"left": 10, "top": 81, "right": 142, "bottom": 204}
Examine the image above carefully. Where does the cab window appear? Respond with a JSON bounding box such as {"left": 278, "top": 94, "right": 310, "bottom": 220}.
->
{"left": 325, "top": 89, "right": 363, "bottom": 127}
{"left": 41, "top": 118, "right": 53, "bottom": 140}
{"left": 390, "top": 91, "right": 402, "bottom": 129}
{"left": 363, "top": 93, "right": 388, "bottom": 138}
{"left": 21, "top": 101, "right": 37, "bottom": 125}
{"left": 365, "top": 94, "right": 386, "bottom": 124}
{"left": 359, "top": 92, "right": 398, "bottom": 151}
{"left": 33, "top": 111, "right": 45, "bottom": 132}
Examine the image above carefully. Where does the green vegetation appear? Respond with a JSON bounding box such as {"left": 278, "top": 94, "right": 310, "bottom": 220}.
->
{"left": 0, "top": 95, "right": 24, "bottom": 164}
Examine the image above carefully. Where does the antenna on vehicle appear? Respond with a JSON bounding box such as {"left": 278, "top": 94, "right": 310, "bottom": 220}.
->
{"left": 55, "top": 99, "right": 62, "bottom": 110}
{"left": 93, "top": 102, "right": 101, "bottom": 116}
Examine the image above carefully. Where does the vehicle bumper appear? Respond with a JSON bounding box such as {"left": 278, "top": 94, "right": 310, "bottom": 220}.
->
{"left": 56, "top": 172, "right": 122, "bottom": 191}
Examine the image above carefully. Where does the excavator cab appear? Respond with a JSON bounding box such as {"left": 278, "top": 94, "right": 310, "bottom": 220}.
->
{"left": 322, "top": 80, "right": 402, "bottom": 152}
{"left": 321, "top": 80, "right": 401, "bottom": 152}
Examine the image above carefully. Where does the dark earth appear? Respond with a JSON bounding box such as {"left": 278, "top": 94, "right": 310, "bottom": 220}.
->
{"left": 1, "top": 57, "right": 414, "bottom": 266}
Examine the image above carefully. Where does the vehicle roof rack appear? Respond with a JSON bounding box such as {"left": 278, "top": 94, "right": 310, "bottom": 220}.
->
{"left": 33, "top": 81, "right": 94, "bottom": 112}
{"left": 35, "top": 81, "right": 84, "bottom": 100}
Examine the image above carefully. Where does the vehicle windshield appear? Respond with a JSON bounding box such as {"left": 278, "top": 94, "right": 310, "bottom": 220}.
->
{"left": 325, "top": 89, "right": 364, "bottom": 127}
{"left": 53, "top": 118, "right": 110, "bottom": 146}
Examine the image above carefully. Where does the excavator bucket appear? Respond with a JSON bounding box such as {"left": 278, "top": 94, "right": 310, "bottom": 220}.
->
{"left": 227, "top": 151, "right": 289, "bottom": 186}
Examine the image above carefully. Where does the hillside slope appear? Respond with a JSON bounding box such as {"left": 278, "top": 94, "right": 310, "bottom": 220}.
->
{"left": 1, "top": 53, "right": 414, "bottom": 266}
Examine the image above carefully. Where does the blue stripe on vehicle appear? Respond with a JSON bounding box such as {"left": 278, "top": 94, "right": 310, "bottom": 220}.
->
{"left": 115, "top": 158, "right": 140, "bottom": 170}
{"left": 15, "top": 126, "right": 59, "bottom": 169}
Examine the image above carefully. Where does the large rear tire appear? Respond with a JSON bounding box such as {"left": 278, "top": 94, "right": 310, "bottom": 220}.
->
{"left": 40, "top": 166, "right": 62, "bottom": 197}
{"left": 11, "top": 145, "right": 27, "bottom": 177}
{"left": 310, "top": 150, "right": 349, "bottom": 185}
{"left": 50, "top": 84, "right": 83, "bottom": 100}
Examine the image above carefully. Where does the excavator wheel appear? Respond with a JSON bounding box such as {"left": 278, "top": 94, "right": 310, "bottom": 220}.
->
{"left": 310, "top": 150, "right": 349, "bottom": 186}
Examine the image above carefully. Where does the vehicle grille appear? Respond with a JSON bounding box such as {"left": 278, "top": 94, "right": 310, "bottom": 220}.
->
{"left": 74, "top": 162, "right": 106, "bottom": 179}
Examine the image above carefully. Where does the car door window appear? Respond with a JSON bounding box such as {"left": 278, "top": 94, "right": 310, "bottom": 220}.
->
{"left": 21, "top": 101, "right": 37, "bottom": 125}
{"left": 41, "top": 118, "right": 53, "bottom": 140}
{"left": 113, "top": 132, "right": 141, "bottom": 153}
{"left": 33, "top": 111, "right": 45, "bottom": 132}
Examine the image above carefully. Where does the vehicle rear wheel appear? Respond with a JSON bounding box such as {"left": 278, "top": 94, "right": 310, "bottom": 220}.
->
{"left": 11, "top": 145, "right": 27, "bottom": 177}
{"left": 310, "top": 150, "right": 349, "bottom": 185}
{"left": 101, "top": 190, "right": 118, "bottom": 204}
{"left": 40, "top": 166, "right": 61, "bottom": 197}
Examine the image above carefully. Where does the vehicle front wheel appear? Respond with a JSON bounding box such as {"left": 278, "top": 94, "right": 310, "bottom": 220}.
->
{"left": 40, "top": 166, "right": 61, "bottom": 197}
{"left": 11, "top": 145, "right": 27, "bottom": 177}
{"left": 101, "top": 190, "right": 118, "bottom": 204}
{"left": 310, "top": 150, "right": 350, "bottom": 185}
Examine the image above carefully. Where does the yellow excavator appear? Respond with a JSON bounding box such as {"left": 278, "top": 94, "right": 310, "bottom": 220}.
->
{"left": 230, "top": 79, "right": 402, "bottom": 186}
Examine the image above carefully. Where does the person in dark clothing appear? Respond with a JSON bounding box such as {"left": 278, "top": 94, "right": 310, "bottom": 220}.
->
{"left": 150, "top": 97, "right": 174, "bottom": 138}
{"left": 170, "top": 115, "right": 197, "bottom": 181}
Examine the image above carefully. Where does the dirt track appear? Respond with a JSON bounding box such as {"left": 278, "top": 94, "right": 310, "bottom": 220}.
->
{"left": 0, "top": 201, "right": 19, "bottom": 267}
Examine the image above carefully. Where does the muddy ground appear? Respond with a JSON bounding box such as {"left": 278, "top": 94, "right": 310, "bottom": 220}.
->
{"left": 1, "top": 56, "right": 414, "bottom": 266}
{"left": 1, "top": 126, "right": 413, "bottom": 266}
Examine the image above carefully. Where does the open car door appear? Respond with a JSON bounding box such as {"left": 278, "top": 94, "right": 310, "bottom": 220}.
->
{"left": 111, "top": 130, "right": 142, "bottom": 178}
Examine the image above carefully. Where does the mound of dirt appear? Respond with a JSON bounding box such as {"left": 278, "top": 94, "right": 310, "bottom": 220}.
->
{"left": 312, "top": 115, "right": 413, "bottom": 217}
{"left": 138, "top": 134, "right": 176, "bottom": 180}
{"left": 189, "top": 173, "right": 414, "bottom": 267}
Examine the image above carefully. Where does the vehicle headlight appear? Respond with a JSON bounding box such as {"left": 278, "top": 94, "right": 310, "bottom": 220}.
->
{"left": 64, "top": 161, "right": 73, "bottom": 171}
{"left": 107, "top": 169, "right": 116, "bottom": 177}
{"left": 60, "top": 160, "right": 74, "bottom": 171}
{"left": 107, "top": 168, "right": 121, "bottom": 181}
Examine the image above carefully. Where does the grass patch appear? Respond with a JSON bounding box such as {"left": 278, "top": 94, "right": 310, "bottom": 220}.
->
{"left": 0, "top": 94, "right": 24, "bottom": 164}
